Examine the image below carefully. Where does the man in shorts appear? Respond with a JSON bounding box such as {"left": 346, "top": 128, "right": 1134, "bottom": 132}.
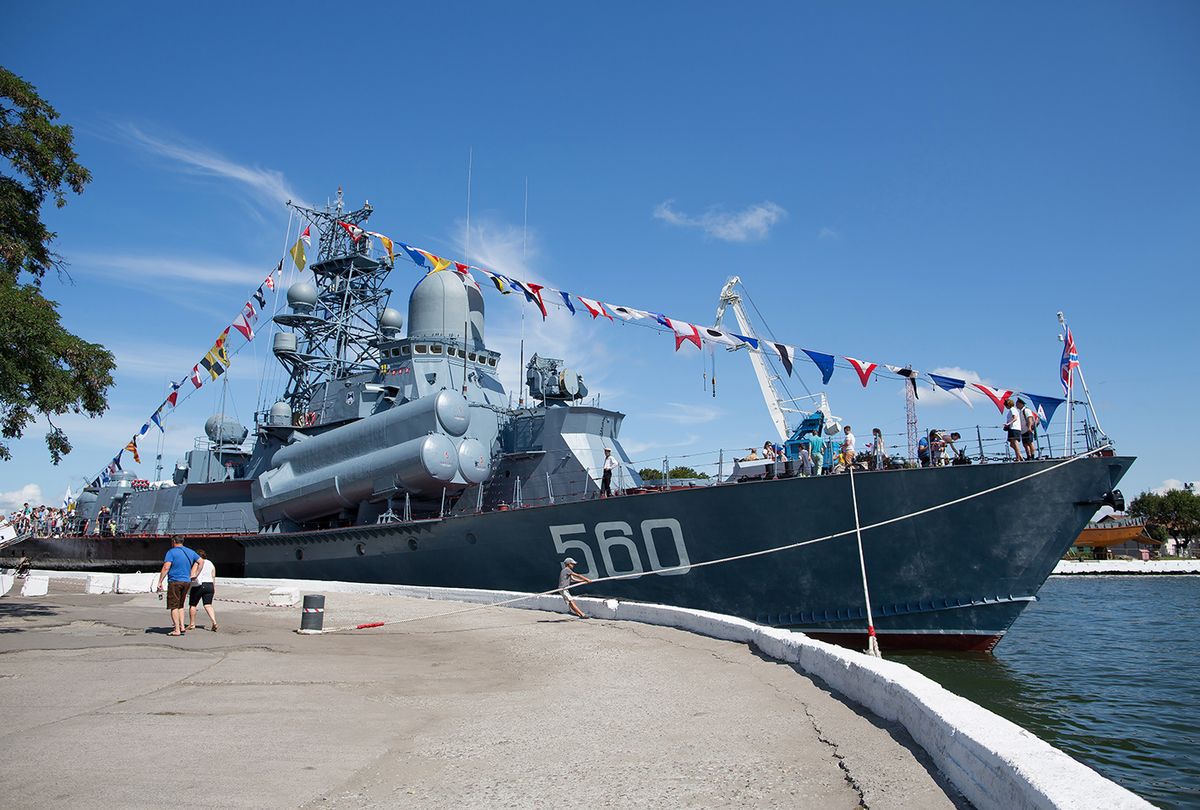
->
{"left": 1017, "top": 398, "right": 1038, "bottom": 460}
{"left": 558, "top": 557, "right": 592, "bottom": 619}
{"left": 155, "top": 537, "right": 199, "bottom": 636}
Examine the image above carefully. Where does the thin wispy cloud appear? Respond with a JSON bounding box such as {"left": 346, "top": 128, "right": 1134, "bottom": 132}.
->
{"left": 116, "top": 124, "right": 307, "bottom": 210}
{"left": 818, "top": 226, "right": 840, "bottom": 240}
{"left": 922, "top": 366, "right": 994, "bottom": 407}
{"left": 648, "top": 402, "right": 723, "bottom": 425}
{"left": 653, "top": 200, "right": 787, "bottom": 242}
{"left": 447, "top": 217, "right": 615, "bottom": 397}
{"left": 74, "top": 252, "right": 266, "bottom": 287}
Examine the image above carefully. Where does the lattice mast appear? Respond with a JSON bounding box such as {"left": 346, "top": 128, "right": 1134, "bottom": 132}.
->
{"left": 273, "top": 190, "right": 394, "bottom": 412}
{"left": 905, "top": 379, "right": 918, "bottom": 462}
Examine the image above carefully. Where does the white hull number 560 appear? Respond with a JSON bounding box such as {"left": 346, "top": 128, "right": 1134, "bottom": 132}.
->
{"left": 550, "top": 519, "right": 691, "bottom": 579}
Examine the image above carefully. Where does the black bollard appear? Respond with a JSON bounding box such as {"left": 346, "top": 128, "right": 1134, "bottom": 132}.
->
{"left": 299, "top": 594, "right": 325, "bottom": 633}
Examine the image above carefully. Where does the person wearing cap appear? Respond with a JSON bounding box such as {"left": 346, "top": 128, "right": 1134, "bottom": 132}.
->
{"left": 600, "top": 447, "right": 617, "bottom": 498}
{"left": 558, "top": 557, "right": 592, "bottom": 619}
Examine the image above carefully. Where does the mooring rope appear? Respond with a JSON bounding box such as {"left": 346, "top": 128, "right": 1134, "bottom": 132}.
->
{"left": 311, "top": 446, "right": 1112, "bottom": 634}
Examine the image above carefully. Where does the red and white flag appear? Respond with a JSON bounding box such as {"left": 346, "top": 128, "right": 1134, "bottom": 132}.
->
{"left": 190, "top": 365, "right": 203, "bottom": 389}
{"left": 846, "top": 357, "right": 878, "bottom": 387}
{"left": 231, "top": 313, "right": 254, "bottom": 341}
{"left": 672, "top": 321, "right": 702, "bottom": 351}
{"left": 300, "top": 225, "right": 311, "bottom": 247}
{"left": 338, "top": 221, "right": 364, "bottom": 242}
{"left": 972, "top": 383, "right": 1014, "bottom": 412}
{"left": 577, "top": 296, "right": 613, "bottom": 321}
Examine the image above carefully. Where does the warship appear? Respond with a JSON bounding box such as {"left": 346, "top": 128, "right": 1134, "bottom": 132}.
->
{"left": 2, "top": 195, "right": 1132, "bottom": 651}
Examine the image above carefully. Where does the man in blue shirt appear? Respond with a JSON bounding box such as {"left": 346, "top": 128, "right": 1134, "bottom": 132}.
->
{"left": 156, "top": 537, "right": 200, "bottom": 636}
{"left": 806, "top": 433, "right": 825, "bottom": 476}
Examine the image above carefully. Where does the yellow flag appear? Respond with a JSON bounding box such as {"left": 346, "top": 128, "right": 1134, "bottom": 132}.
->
{"left": 289, "top": 238, "right": 307, "bottom": 270}
{"left": 417, "top": 249, "right": 452, "bottom": 273}
{"left": 201, "top": 330, "right": 231, "bottom": 380}
{"left": 375, "top": 233, "right": 395, "bottom": 262}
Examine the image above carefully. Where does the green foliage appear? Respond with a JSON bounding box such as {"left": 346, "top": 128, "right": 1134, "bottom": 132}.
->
{"left": 0, "top": 66, "right": 113, "bottom": 463}
{"left": 1128, "top": 489, "right": 1200, "bottom": 552}
{"left": 639, "top": 466, "right": 710, "bottom": 481}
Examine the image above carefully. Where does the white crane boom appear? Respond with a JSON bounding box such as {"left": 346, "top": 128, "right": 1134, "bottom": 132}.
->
{"left": 715, "top": 277, "right": 790, "bottom": 442}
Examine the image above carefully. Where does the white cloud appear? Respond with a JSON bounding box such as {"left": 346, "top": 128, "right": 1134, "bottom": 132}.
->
{"left": 0, "top": 484, "right": 43, "bottom": 512}
{"left": 73, "top": 252, "right": 265, "bottom": 289}
{"left": 653, "top": 200, "right": 786, "bottom": 242}
{"left": 621, "top": 434, "right": 702, "bottom": 457}
{"left": 1152, "top": 478, "right": 1197, "bottom": 495}
{"left": 116, "top": 124, "right": 307, "bottom": 210}
{"left": 445, "top": 217, "right": 613, "bottom": 399}
{"left": 818, "top": 226, "right": 840, "bottom": 240}
{"left": 647, "top": 402, "right": 723, "bottom": 425}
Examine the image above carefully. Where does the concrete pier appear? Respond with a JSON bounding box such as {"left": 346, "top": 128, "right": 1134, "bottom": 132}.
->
{"left": 0, "top": 581, "right": 962, "bottom": 809}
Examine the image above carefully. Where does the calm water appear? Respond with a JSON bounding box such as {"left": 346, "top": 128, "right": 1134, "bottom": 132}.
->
{"left": 893, "top": 576, "right": 1200, "bottom": 810}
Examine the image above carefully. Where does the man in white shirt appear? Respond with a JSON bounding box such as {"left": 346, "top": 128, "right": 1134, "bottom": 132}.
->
{"left": 842, "top": 425, "right": 856, "bottom": 467}
{"left": 1016, "top": 398, "right": 1038, "bottom": 461}
{"left": 601, "top": 447, "right": 617, "bottom": 498}
{"left": 1003, "top": 398, "right": 1025, "bottom": 461}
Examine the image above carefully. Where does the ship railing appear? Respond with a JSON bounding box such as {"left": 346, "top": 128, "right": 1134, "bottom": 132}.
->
{"left": 493, "top": 420, "right": 1110, "bottom": 510}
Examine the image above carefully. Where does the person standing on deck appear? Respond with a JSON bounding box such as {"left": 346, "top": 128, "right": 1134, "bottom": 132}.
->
{"left": 841, "top": 426, "right": 856, "bottom": 468}
{"left": 807, "top": 432, "right": 825, "bottom": 476}
{"left": 1017, "top": 398, "right": 1038, "bottom": 460}
{"left": 558, "top": 558, "right": 592, "bottom": 619}
{"left": 600, "top": 447, "right": 617, "bottom": 498}
{"left": 1003, "top": 398, "right": 1025, "bottom": 460}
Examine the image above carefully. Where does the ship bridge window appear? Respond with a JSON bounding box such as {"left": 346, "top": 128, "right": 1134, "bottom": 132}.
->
{"left": 401, "top": 345, "right": 411, "bottom": 356}
{"left": 390, "top": 348, "right": 401, "bottom": 357}
{"left": 414, "top": 344, "right": 428, "bottom": 354}
{"left": 487, "top": 357, "right": 497, "bottom": 367}
{"left": 447, "top": 347, "right": 457, "bottom": 357}
{"left": 430, "top": 344, "right": 443, "bottom": 355}
{"left": 468, "top": 352, "right": 477, "bottom": 362}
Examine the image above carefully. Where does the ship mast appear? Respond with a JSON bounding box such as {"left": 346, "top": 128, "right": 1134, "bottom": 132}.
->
{"left": 271, "top": 195, "right": 393, "bottom": 416}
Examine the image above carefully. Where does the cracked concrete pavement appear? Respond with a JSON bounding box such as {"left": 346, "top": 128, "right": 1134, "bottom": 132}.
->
{"left": 0, "top": 580, "right": 967, "bottom": 808}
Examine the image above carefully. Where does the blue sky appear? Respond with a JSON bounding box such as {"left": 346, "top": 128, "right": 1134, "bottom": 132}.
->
{"left": 2, "top": 2, "right": 1197, "bottom": 509}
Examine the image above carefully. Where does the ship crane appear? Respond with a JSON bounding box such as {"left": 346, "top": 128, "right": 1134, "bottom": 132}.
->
{"left": 714, "top": 277, "right": 840, "bottom": 442}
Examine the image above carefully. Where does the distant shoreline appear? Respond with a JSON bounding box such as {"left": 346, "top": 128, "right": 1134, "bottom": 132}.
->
{"left": 1054, "top": 560, "right": 1199, "bottom": 576}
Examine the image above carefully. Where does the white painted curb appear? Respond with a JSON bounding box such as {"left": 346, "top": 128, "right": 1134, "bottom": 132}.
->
{"left": 86, "top": 573, "right": 117, "bottom": 594}
{"left": 20, "top": 575, "right": 49, "bottom": 597}
{"left": 0, "top": 573, "right": 13, "bottom": 596}
{"left": 1055, "top": 559, "right": 1200, "bottom": 575}
{"left": 116, "top": 573, "right": 157, "bottom": 594}
{"left": 268, "top": 587, "right": 300, "bottom": 607}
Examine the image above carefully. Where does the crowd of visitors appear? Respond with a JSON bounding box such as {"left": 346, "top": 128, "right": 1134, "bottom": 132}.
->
{"left": 4, "top": 503, "right": 75, "bottom": 537}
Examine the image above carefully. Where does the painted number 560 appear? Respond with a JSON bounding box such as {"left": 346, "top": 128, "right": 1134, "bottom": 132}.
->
{"left": 549, "top": 519, "right": 691, "bottom": 579}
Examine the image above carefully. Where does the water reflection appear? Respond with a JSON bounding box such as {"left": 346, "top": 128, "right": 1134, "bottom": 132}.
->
{"left": 892, "top": 576, "right": 1200, "bottom": 810}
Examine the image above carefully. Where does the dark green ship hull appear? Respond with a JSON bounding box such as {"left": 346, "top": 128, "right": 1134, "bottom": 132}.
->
{"left": 238, "top": 455, "right": 1133, "bottom": 651}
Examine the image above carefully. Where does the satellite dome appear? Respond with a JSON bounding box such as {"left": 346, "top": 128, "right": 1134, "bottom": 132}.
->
{"left": 379, "top": 307, "right": 404, "bottom": 337}
{"left": 205, "top": 415, "right": 248, "bottom": 445}
{"left": 408, "top": 272, "right": 467, "bottom": 341}
{"left": 287, "top": 281, "right": 318, "bottom": 313}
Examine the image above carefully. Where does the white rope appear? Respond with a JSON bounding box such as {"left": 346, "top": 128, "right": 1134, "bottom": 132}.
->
{"left": 313, "top": 447, "right": 1111, "bottom": 633}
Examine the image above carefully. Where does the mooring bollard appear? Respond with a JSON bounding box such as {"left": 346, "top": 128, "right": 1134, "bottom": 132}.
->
{"left": 299, "top": 594, "right": 325, "bottom": 634}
